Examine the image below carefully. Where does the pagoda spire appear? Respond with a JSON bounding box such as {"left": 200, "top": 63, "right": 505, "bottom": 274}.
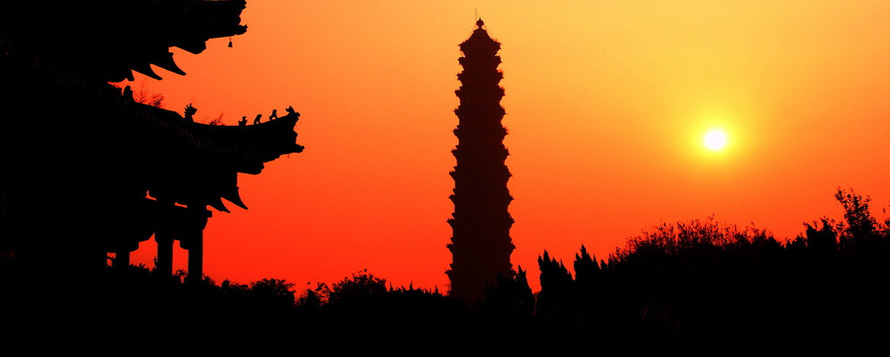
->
{"left": 446, "top": 19, "right": 515, "bottom": 305}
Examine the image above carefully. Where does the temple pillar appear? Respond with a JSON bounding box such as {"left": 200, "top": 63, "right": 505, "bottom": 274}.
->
{"left": 155, "top": 200, "right": 174, "bottom": 277}
{"left": 185, "top": 207, "right": 210, "bottom": 285}
{"left": 113, "top": 248, "right": 130, "bottom": 269}
{"left": 186, "top": 232, "right": 202, "bottom": 284}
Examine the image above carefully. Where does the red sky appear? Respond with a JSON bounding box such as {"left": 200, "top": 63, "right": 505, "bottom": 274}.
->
{"left": 124, "top": 1, "right": 890, "bottom": 292}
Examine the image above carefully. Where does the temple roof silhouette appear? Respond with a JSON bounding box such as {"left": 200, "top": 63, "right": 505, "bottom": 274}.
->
{"left": 1, "top": 0, "right": 248, "bottom": 82}
{"left": 0, "top": 0, "right": 303, "bottom": 276}
{"left": 0, "top": 0, "right": 303, "bottom": 209}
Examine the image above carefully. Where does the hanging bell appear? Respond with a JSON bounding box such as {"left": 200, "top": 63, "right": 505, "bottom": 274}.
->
{"left": 228, "top": 37, "right": 233, "bottom": 47}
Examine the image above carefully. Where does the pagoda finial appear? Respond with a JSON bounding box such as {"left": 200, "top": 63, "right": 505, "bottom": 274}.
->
{"left": 476, "top": 18, "right": 484, "bottom": 28}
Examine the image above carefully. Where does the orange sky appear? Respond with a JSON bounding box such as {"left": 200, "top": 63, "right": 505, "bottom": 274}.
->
{"left": 125, "top": 1, "right": 890, "bottom": 292}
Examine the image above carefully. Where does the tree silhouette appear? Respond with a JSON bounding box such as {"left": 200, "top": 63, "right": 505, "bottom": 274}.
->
{"left": 127, "top": 82, "right": 165, "bottom": 108}
{"left": 481, "top": 267, "right": 535, "bottom": 318}
{"left": 250, "top": 278, "right": 295, "bottom": 305}
{"left": 297, "top": 282, "right": 330, "bottom": 309}
{"left": 536, "top": 250, "right": 574, "bottom": 319}
{"left": 835, "top": 188, "right": 878, "bottom": 244}
{"left": 573, "top": 245, "right": 599, "bottom": 286}
{"left": 328, "top": 269, "right": 386, "bottom": 305}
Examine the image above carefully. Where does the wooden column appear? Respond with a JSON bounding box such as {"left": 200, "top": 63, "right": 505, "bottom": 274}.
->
{"left": 113, "top": 248, "right": 130, "bottom": 269}
{"left": 186, "top": 207, "right": 210, "bottom": 284}
{"left": 155, "top": 200, "right": 174, "bottom": 277}
{"left": 186, "top": 229, "right": 203, "bottom": 284}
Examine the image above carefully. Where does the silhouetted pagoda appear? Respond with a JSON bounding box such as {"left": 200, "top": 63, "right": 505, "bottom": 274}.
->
{"left": 0, "top": 1, "right": 302, "bottom": 282}
{"left": 447, "top": 19, "right": 515, "bottom": 305}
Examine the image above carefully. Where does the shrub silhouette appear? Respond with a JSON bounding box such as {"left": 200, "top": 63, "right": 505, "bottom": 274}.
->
{"left": 536, "top": 251, "right": 573, "bottom": 319}
{"left": 297, "top": 282, "right": 330, "bottom": 309}
{"left": 328, "top": 269, "right": 386, "bottom": 305}
{"left": 481, "top": 267, "right": 535, "bottom": 319}
{"left": 250, "top": 278, "right": 296, "bottom": 307}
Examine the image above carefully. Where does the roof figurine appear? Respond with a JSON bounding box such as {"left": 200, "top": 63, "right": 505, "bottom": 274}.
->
{"left": 184, "top": 104, "right": 197, "bottom": 122}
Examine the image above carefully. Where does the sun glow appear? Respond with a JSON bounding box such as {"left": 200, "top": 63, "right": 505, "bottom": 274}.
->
{"left": 703, "top": 129, "right": 728, "bottom": 151}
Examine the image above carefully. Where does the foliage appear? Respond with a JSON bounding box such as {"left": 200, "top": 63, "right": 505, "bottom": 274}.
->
{"left": 139, "top": 91, "right": 165, "bottom": 108}
{"left": 572, "top": 245, "right": 599, "bottom": 286}
{"left": 297, "top": 282, "right": 330, "bottom": 308}
{"left": 249, "top": 278, "right": 296, "bottom": 306}
{"left": 610, "top": 216, "right": 777, "bottom": 264}
{"left": 481, "top": 267, "right": 535, "bottom": 318}
{"left": 526, "top": 188, "right": 890, "bottom": 341}
{"left": 834, "top": 188, "right": 883, "bottom": 244}
{"left": 536, "top": 251, "right": 573, "bottom": 318}
{"left": 109, "top": 81, "right": 164, "bottom": 107}
{"left": 328, "top": 269, "right": 387, "bottom": 304}
{"left": 208, "top": 114, "right": 224, "bottom": 126}
{"left": 131, "top": 83, "right": 164, "bottom": 108}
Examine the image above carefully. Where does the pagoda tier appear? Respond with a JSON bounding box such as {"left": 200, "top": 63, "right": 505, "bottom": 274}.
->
{"left": 446, "top": 19, "right": 515, "bottom": 305}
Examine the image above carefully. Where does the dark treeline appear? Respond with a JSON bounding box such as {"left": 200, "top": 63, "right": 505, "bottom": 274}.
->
{"left": 4, "top": 189, "right": 890, "bottom": 346}
{"left": 533, "top": 188, "right": 890, "bottom": 345}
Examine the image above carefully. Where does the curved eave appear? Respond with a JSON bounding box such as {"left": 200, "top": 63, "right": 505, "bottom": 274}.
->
{"left": 1, "top": 39, "right": 303, "bottom": 213}
{"left": 0, "top": 0, "right": 250, "bottom": 82}
{"left": 137, "top": 104, "right": 303, "bottom": 162}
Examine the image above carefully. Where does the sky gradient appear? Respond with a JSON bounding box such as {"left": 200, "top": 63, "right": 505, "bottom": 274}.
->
{"left": 125, "top": 1, "right": 890, "bottom": 291}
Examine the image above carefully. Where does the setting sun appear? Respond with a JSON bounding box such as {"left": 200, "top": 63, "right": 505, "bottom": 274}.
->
{"left": 704, "top": 129, "right": 729, "bottom": 151}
